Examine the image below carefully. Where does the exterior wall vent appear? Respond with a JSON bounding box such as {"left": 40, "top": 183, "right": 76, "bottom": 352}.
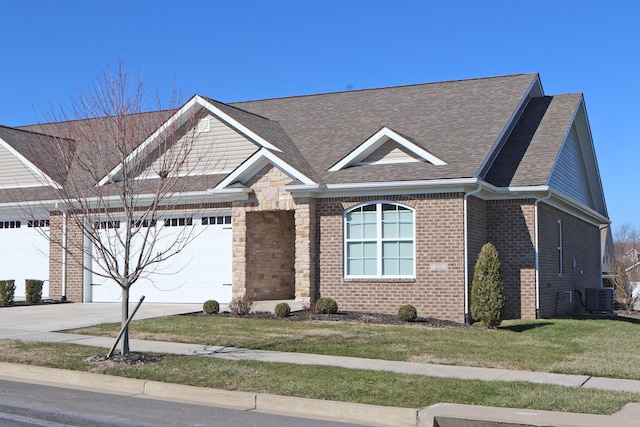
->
{"left": 585, "top": 287, "right": 613, "bottom": 314}
{"left": 197, "top": 117, "right": 211, "bottom": 133}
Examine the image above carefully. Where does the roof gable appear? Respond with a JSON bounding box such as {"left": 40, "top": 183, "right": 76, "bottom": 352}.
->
{"left": 328, "top": 127, "right": 446, "bottom": 172}
{"left": 0, "top": 127, "right": 62, "bottom": 189}
{"left": 99, "top": 95, "right": 282, "bottom": 186}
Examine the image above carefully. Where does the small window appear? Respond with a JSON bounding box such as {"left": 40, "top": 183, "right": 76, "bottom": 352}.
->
{"left": 164, "top": 217, "right": 193, "bottom": 227}
{"left": 0, "top": 220, "right": 20, "bottom": 229}
{"left": 95, "top": 221, "right": 120, "bottom": 229}
{"left": 28, "top": 219, "right": 50, "bottom": 228}
{"left": 134, "top": 219, "right": 157, "bottom": 228}
{"left": 202, "top": 215, "right": 232, "bottom": 225}
{"left": 345, "top": 202, "right": 415, "bottom": 278}
{"left": 558, "top": 220, "right": 563, "bottom": 276}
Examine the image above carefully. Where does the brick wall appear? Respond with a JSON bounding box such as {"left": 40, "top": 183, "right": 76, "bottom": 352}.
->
{"left": 245, "top": 210, "right": 295, "bottom": 300}
{"left": 486, "top": 199, "right": 536, "bottom": 319}
{"left": 466, "top": 196, "right": 487, "bottom": 318}
{"left": 315, "top": 193, "right": 466, "bottom": 322}
{"left": 537, "top": 203, "right": 601, "bottom": 318}
{"left": 48, "top": 213, "right": 85, "bottom": 302}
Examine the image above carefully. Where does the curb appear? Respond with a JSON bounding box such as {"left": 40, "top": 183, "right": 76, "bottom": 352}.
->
{"left": 0, "top": 362, "right": 418, "bottom": 427}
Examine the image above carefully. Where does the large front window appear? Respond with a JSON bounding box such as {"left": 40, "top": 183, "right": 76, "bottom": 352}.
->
{"left": 345, "top": 202, "right": 415, "bottom": 277}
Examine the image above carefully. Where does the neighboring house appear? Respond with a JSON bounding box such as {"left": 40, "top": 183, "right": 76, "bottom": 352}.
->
{"left": 0, "top": 73, "right": 611, "bottom": 322}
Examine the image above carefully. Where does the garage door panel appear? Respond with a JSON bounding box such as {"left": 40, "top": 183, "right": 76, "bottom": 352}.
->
{"left": 0, "top": 223, "right": 49, "bottom": 300}
{"left": 91, "top": 216, "right": 232, "bottom": 304}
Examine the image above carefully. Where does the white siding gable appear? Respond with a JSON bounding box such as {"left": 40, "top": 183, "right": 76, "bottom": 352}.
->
{"left": 548, "top": 124, "right": 594, "bottom": 209}
{"left": 0, "top": 143, "right": 49, "bottom": 188}
{"left": 357, "top": 139, "right": 423, "bottom": 166}
{"left": 139, "top": 113, "right": 259, "bottom": 179}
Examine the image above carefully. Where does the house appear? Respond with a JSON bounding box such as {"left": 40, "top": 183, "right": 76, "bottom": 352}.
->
{"left": 0, "top": 73, "right": 611, "bottom": 322}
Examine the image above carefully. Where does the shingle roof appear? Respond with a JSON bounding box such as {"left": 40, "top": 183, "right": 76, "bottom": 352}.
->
{"left": 231, "top": 73, "right": 539, "bottom": 184}
{"left": 1, "top": 73, "right": 591, "bottom": 199}
{"left": 484, "top": 94, "right": 582, "bottom": 187}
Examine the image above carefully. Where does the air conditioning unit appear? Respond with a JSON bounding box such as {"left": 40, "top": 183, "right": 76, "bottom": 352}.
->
{"left": 585, "top": 287, "right": 614, "bottom": 314}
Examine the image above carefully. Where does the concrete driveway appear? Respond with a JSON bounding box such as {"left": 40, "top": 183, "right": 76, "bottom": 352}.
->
{"left": 0, "top": 302, "right": 201, "bottom": 340}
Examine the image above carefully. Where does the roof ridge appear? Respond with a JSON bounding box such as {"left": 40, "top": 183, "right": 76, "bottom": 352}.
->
{"left": 203, "top": 96, "right": 279, "bottom": 123}
{"left": 228, "top": 73, "right": 539, "bottom": 104}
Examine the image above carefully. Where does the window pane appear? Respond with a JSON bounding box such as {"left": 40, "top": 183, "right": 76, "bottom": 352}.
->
{"left": 362, "top": 210, "right": 377, "bottom": 223}
{"left": 382, "top": 209, "right": 398, "bottom": 222}
{"left": 347, "top": 223, "right": 362, "bottom": 239}
{"left": 363, "top": 223, "right": 377, "bottom": 239}
{"left": 399, "top": 258, "right": 414, "bottom": 275}
{"left": 399, "top": 242, "right": 413, "bottom": 257}
{"left": 399, "top": 222, "right": 413, "bottom": 238}
{"left": 382, "top": 222, "right": 398, "bottom": 238}
{"left": 383, "top": 258, "right": 398, "bottom": 275}
{"left": 348, "top": 242, "right": 364, "bottom": 258}
{"left": 347, "top": 210, "right": 362, "bottom": 223}
{"left": 363, "top": 242, "right": 377, "bottom": 258}
{"left": 348, "top": 259, "right": 362, "bottom": 275}
{"left": 382, "top": 241, "right": 398, "bottom": 257}
{"left": 363, "top": 259, "right": 377, "bottom": 275}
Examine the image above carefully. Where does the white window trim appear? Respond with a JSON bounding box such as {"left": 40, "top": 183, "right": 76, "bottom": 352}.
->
{"left": 343, "top": 201, "right": 416, "bottom": 279}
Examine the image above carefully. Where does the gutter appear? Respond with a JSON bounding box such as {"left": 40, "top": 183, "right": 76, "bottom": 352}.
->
{"left": 534, "top": 192, "right": 553, "bottom": 319}
{"left": 463, "top": 183, "right": 483, "bottom": 324}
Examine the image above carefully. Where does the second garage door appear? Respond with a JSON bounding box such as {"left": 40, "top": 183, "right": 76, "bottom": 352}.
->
{"left": 90, "top": 212, "right": 232, "bottom": 304}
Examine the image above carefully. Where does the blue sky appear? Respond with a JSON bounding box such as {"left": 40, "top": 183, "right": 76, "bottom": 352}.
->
{"left": 1, "top": 1, "right": 638, "bottom": 232}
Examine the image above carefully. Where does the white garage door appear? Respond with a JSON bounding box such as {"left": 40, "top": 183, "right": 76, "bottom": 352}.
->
{"left": 90, "top": 212, "right": 232, "bottom": 303}
{"left": 0, "top": 219, "right": 49, "bottom": 300}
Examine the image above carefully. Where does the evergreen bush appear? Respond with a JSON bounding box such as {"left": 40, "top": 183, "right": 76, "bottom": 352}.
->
{"left": 274, "top": 302, "right": 291, "bottom": 317}
{"left": 471, "top": 242, "right": 505, "bottom": 328}
{"left": 0, "top": 280, "right": 15, "bottom": 306}
{"left": 202, "top": 299, "right": 220, "bottom": 314}
{"left": 397, "top": 304, "right": 418, "bottom": 322}
{"left": 25, "top": 279, "right": 43, "bottom": 305}
{"left": 315, "top": 297, "right": 338, "bottom": 314}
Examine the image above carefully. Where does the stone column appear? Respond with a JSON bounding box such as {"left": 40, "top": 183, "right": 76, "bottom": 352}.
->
{"left": 231, "top": 203, "right": 247, "bottom": 298}
{"left": 294, "top": 198, "right": 316, "bottom": 305}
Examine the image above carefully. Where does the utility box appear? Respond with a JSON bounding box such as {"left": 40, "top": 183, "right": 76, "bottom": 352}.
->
{"left": 585, "top": 287, "right": 614, "bottom": 314}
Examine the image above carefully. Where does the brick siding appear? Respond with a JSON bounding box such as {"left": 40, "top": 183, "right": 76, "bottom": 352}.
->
{"left": 315, "top": 193, "right": 466, "bottom": 322}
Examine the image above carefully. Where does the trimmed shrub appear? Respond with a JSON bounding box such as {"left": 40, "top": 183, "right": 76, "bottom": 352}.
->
{"left": 25, "top": 279, "right": 44, "bottom": 305}
{"left": 315, "top": 297, "right": 338, "bottom": 314}
{"left": 229, "top": 295, "right": 254, "bottom": 316}
{"left": 397, "top": 304, "right": 417, "bottom": 322}
{"left": 202, "top": 300, "right": 220, "bottom": 314}
{"left": 0, "top": 280, "right": 15, "bottom": 306}
{"left": 274, "top": 302, "right": 291, "bottom": 318}
{"left": 471, "top": 242, "right": 505, "bottom": 328}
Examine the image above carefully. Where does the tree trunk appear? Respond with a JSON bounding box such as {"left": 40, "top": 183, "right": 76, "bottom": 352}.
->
{"left": 121, "top": 286, "right": 130, "bottom": 355}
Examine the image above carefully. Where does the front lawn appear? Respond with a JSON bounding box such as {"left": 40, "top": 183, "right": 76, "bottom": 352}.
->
{"left": 68, "top": 313, "right": 640, "bottom": 380}
{"left": 0, "top": 340, "right": 637, "bottom": 415}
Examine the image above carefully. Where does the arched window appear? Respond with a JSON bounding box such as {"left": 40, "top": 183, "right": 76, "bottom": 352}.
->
{"left": 344, "top": 202, "right": 415, "bottom": 278}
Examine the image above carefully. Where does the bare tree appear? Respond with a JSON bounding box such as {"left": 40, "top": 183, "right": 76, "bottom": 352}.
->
{"left": 609, "top": 223, "right": 640, "bottom": 312}
{"left": 25, "top": 62, "right": 217, "bottom": 355}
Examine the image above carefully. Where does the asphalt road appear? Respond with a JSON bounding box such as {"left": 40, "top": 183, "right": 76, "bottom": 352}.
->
{"left": 0, "top": 379, "right": 366, "bottom": 427}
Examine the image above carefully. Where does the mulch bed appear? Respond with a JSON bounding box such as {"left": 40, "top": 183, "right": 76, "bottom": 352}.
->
{"left": 190, "top": 309, "right": 475, "bottom": 329}
{"left": 86, "top": 352, "right": 164, "bottom": 367}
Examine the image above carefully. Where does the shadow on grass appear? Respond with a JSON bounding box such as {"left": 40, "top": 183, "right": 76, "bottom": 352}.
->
{"left": 570, "top": 313, "right": 640, "bottom": 325}
{"left": 499, "top": 322, "right": 554, "bottom": 332}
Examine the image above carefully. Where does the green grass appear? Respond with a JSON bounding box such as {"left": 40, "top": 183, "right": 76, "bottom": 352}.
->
{"left": 0, "top": 340, "right": 636, "bottom": 415}
{"left": 68, "top": 314, "right": 640, "bottom": 379}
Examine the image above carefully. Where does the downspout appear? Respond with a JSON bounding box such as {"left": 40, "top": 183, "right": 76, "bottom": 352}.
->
{"left": 534, "top": 192, "right": 552, "bottom": 319}
{"left": 463, "top": 184, "right": 483, "bottom": 324}
{"left": 61, "top": 211, "right": 67, "bottom": 301}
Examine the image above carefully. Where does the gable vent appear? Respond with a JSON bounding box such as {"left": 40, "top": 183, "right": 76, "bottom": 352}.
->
{"left": 197, "top": 117, "right": 211, "bottom": 133}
